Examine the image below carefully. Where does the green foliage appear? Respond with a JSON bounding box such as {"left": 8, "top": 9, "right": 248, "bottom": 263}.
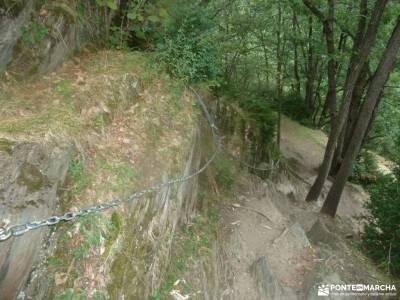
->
{"left": 155, "top": 2, "right": 222, "bottom": 82}
{"left": 157, "top": 209, "right": 220, "bottom": 298}
{"left": 126, "top": 1, "right": 170, "bottom": 39}
{"left": 214, "top": 155, "right": 235, "bottom": 190}
{"left": 107, "top": 25, "right": 130, "bottom": 49}
{"left": 93, "top": 113, "right": 112, "bottom": 132}
{"left": 104, "top": 211, "right": 121, "bottom": 256}
{"left": 281, "top": 92, "right": 313, "bottom": 126}
{"left": 368, "top": 78, "right": 400, "bottom": 160}
{"left": 95, "top": 157, "right": 137, "bottom": 193}
{"left": 71, "top": 214, "right": 103, "bottom": 260}
{"left": 55, "top": 80, "right": 74, "bottom": 99}
{"left": 350, "top": 150, "right": 379, "bottom": 185}
{"left": 239, "top": 94, "right": 277, "bottom": 145}
{"left": 95, "top": 0, "right": 117, "bottom": 10}
{"left": 21, "top": 18, "right": 49, "bottom": 45}
{"left": 362, "top": 160, "right": 400, "bottom": 277}
{"left": 90, "top": 0, "right": 221, "bottom": 82}
{"left": 150, "top": 291, "right": 162, "bottom": 300}
{"left": 55, "top": 288, "right": 87, "bottom": 300}
{"left": 68, "top": 158, "right": 92, "bottom": 195}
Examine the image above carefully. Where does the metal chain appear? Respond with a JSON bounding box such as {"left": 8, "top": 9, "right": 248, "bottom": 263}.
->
{"left": 0, "top": 85, "right": 275, "bottom": 242}
{"left": 0, "top": 86, "right": 221, "bottom": 242}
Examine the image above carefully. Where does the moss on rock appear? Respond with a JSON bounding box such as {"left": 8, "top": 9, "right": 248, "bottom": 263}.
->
{"left": 17, "top": 162, "right": 46, "bottom": 192}
{"left": 0, "top": 138, "right": 14, "bottom": 155}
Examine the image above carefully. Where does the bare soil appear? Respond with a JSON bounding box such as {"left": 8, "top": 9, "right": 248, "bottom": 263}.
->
{"left": 184, "top": 117, "right": 396, "bottom": 300}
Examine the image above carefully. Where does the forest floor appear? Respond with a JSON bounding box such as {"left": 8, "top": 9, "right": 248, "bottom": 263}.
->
{"left": 171, "top": 117, "right": 398, "bottom": 300}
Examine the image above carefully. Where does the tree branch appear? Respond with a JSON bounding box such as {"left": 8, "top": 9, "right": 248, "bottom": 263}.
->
{"left": 302, "top": 0, "right": 325, "bottom": 22}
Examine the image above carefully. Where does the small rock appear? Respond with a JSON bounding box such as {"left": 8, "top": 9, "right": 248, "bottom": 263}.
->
{"left": 250, "top": 256, "right": 282, "bottom": 300}
{"left": 290, "top": 222, "right": 311, "bottom": 247}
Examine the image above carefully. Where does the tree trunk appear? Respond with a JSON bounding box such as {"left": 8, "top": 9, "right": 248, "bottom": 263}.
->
{"left": 276, "top": 1, "right": 283, "bottom": 149}
{"left": 330, "top": 63, "right": 369, "bottom": 176}
{"left": 293, "top": 11, "right": 301, "bottom": 96}
{"left": 305, "top": 0, "right": 387, "bottom": 202}
{"left": 304, "top": 16, "right": 316, "bottom": 113}
{"left": 324, "top": 0, "right": 337, "bottom": 121}
{"left": 321, "top": 17, "right": 400, "bottom": 217}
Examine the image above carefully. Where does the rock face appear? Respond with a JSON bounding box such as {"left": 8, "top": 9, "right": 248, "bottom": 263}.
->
{"left": 0, "top": 0, "right": 99, "bottom": 75}
{"left": 0, "top": 140, "right": 70, "bottom": 300}
{"left": 106, "top": 127, "right": 203, "bottom": 299}
{"left": 0, "top": 0, "right": 34, "bottom": 71}
{"left": 250, "top": 256, "right": 282, "bottom": 300}
{"left": 304, "top": 272, "right": 345, "bottom": 300}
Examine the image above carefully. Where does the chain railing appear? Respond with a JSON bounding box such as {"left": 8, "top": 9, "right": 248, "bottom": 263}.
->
{"left": 0, "top": 86, "right": 278, "bottom": 242}
{"left": 0, "top": 86, "right": 221, "bottom": 242}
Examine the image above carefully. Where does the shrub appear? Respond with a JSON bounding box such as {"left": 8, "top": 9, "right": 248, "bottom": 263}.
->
{"left": 155, "top": 2, "right": 221, "bottom": 83}
{"left": 214, "top": 155, "right": 235, "bottom": 191}
{"left": 361, "top": 160, "right": 400, "bottom": 277}
{"left": 280, "top": 92, "right": 313, "bottom": 126}
{"left": 21, "top": 18, "right": 49, "bottom": 45}
{"left": 239, "top": 95, "right": 277, "bottom": 145}
{"left": 350, "top": 150, "right": 379, "bottom": 185}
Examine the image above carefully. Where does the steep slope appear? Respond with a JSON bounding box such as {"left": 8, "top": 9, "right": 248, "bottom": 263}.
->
{"left": 164, "top": 117, "right": 397, "bottom": 300}
{"left": 0, "top": 50, "right": 215, "bottom": 299}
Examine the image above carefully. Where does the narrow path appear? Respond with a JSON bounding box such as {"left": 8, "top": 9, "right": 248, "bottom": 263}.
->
{"left": 280, "top": 116, "right": 368, "bottom": 224}
{"left": 209, "top": 117, "right": 375, "bottom": 299}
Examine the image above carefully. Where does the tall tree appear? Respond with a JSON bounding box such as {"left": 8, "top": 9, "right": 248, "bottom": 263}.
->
{"left": 321, "top": 17, "right": 400, "bottom": 216}
{"left": 305, "top": 0, "right": 388, "bottom": 202}
{"left": 302, "top": 0, "right": 337, "bottom": 122}
{"left": 276, "top": 0, "right": 283, "bottom": 149}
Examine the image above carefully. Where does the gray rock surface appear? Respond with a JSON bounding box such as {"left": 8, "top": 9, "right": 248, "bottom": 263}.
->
{"left": 304, "top": 271, "right": 345, "bottom": 300}
{"left": 1, "top": 0, "right": 98, "bottom": 75}
{"left": 289, "top": 222, "right": 311, "bottom": 248}
{"left": 250, "top": 256, "right": 282, "bottom": 300}
{"left": 0, "top": 140, "right": 70, "bottom": 300}
{"left": 0, "top": 0, "right": 34, "bottom": 72}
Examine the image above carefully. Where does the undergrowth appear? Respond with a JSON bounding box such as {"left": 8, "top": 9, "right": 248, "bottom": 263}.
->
{"left": 361, "top": 159, "right": 400, "bottom": 277}
{"left": 214, "top": 155, "right": 235, "bottom": 190}
{"left": 153, "top": 207, "right": 221, "bottom": 299}
{"left": 350, "top": 150, "right": 380, "bottom": 185}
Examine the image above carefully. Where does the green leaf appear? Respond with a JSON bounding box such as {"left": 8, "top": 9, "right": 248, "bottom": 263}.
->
{"left": 135, "top": 30, "right": 145, "bottom": 39}
{"left": 127, "top": 12, "right": 136, "bottom": 20}
{"left": 148, "top": 15, "right": 159, "bottom": 23}
{"left": 159, "top": 8, "right": 168, "bottom": 18}
{"left": 106, "top": 0, "right": 117, "bottom": 10}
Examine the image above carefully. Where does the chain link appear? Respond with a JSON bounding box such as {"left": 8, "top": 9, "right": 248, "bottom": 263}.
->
{"left": 0, "top": 86, "right": 220, "bottom": 242}
{"left": 0, "top": 85, "right": 274, "bottom": 242}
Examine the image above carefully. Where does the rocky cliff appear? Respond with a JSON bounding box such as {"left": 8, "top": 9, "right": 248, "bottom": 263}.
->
{"left": 1, "top": 0, "right": 99, "bottom": 76}
{"left": 0, "top": 51, "right": 213, "bottom": 299}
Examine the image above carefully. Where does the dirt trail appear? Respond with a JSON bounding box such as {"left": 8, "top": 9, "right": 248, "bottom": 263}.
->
{"left": 207, "top": 117, "right": 387, "bottom": 300}
{"left": 280, "top": 116, "right": 368, "bottom": 223}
